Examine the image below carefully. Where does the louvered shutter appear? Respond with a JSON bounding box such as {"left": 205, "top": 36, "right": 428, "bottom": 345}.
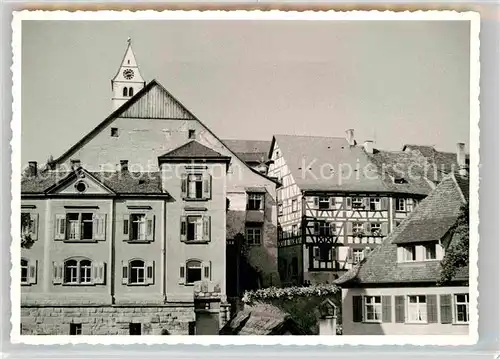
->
{"left": 122, "top": 215, "right": 130, "bottom": 241}
{"left": 440, "top": 294, "right": 452, "bottom": 324}
{"left": 146, "top": 261, "right": 154, "bottom": 285}
{"left": 427, "top": 295, "right": 438, "bottom": 323}
{"left": 93, "top": 213, "right": 106, "bottom": 241}
{"left": 181, "top": 174, "right": 188, "bottom": 198}
{"left": 345, "top": 197, "right": 352, "bottom": 209}
{"left": 54, "top": 214, "right": 66, "bottom": 240}
{"left": 52, "top": 262, "right": 62, "bottom": 284}
{"left": 352, "top": 296, "right": 363, "bottom": 322}
{"left": 381, "top": 197, "right": 389, "bottom": 210}
{"left": 180, "top": 216, "right": 187, "bottom": 242}
{"left": 395, "top": 295, "right": 405, "bottom": 323}
{"left": 382, "top": 296, "right": 392, "bottom": 323}
{"left": 363, "top": 198, "right": 370, "bottom": 210}
{"left": 203, "top": 173, "right": 212, "bottom": 200}
{"left": 30, "top": 213, "right": 39, "bottom": 240}
{"left": 146, "top": 215, "right": 155, "bottom": 242}
{"left": 202, "top": 261, "right": 211, "bottom": 280}
{"left": 203, "top": 216, "right": 211, "bottom": 241}
{"left": 28, "top": 260, "right": 37, "bottom": 284}
{"left": 179, "top": 263, "right": 186, "bottom": 284}
{"left": 121, "top": 261, "right": 128, "bottom": 285}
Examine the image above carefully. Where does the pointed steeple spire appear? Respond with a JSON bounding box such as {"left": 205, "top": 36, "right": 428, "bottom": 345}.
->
{"left": 111, "top": 38, "right": 146, "bottom": 110}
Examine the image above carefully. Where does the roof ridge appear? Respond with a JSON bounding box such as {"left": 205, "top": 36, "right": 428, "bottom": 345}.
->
{"left": 274, "top": 134, "right": 347, "bottom": 140}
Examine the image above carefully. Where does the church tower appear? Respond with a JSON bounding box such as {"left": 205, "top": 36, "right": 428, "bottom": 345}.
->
{"left": 111, "top": 38, "right": 146, "bottom": 110}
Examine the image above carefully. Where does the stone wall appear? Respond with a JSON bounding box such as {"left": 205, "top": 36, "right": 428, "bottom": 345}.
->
{"left": 21, "top": 305, "right": 196, "bottom": 335}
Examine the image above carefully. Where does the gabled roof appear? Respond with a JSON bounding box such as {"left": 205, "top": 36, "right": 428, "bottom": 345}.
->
{"left": 22, "top": 167, "right": 168, "bottom": 196}
{"left": 335, "top": 173, "right": 469, "bottom": 287}
{"left": 158, "top": 140, "right": 230, "bottom": 161}
{"left": 223, "top": 139, "right": 271, "bottom": 164}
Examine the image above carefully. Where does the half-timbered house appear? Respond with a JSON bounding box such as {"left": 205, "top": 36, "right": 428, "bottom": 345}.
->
{"left": 267, "top": 131, "right": 468, "bottom": 286}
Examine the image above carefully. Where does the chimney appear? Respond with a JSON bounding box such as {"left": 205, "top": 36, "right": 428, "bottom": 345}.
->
{"left": 345, "top": 129, "right": 355, "bottom": 146}
{"left": 27, "top": 161, "right": 37, "bottom": 177}
{"left": 71, "top": 159, "right": 81, "bottom": 170}
{"left": 363, "top": 140, "right": 374, "bottom": 154}
{"left": 120, "top": 160, "right": 129, "bottom": 172}
{"left": 456, "top": 142, "right": 468, "bottom": 176}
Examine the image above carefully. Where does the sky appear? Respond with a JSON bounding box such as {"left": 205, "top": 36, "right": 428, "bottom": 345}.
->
{"left": 21, "top": 19, "right": 471, "bottom": 165}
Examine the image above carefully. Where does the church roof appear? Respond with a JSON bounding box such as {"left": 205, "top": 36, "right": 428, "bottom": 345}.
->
{"left": 158, "top": 140, "right": 231, "bottom": 161}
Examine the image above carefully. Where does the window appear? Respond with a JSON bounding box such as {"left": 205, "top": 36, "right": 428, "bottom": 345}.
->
{"left": 21, "top": 212, "right": 38, "bottom": 240}
{"left": 246, "top": 226, "right": 262, "bottom": 245}
{"left": 182, "top": 173, "right": 211, "bottom": 200}
{"left": 310, "top": 245, "right": 334, "bottom": 270}
{"left": 292, "top": 199, "right": 298, "bottom": 212}
{"left": 370, "top": 223, "right": 381, "bottom": 236}
{"left": 292, "top": 224, "right": 298, "bottom": 236}
{"left": 186, "top": 260, "right": 202, "bottom": 284}
{"left": 130, "top": 214, "right": 146, "bottom": 241}
{"left": 403, "top": 246, "right": 416, "bottom": 261}
{"left": 130, "top": 260, "right": 146, "bottom": 284}
{"left": 396, "top": 198, "right": 406, "bottom": 211}
{"left": 407, "top": 199, "right": 415, "bottom": 212}
{"left": 455, "top": 294, "right": 469, "bottom": 323}
{"left": 352, "top": 222, "right": 364, "bottom": 236}
{"left": 369, "top": 198, "right": 381, "bottom": 211}
{"left": 247, "top": 193, "right": 264, "bottom": 210}
{"left": 21, "top": 259, "right": 28, "bottom": 284}
{"left": 352, "top": 197, "right": 364, "bottom": 209}
{"left": 129, "top": 87, "right": 134, "bottom": 96}
{"left": 64, "top": 259, "right": 92, "bottom": 284}
{"left": 364, "top": 296, "right": 382, "bottom": 322}
{"left": 123, "top": 87, "right": 128, "bottom": 97}
{"left": 318, "top": 197, "right": 330, "bottom": 210}
{"left": 70, "top": 323, "right": 82, "bottom": 335}
{"left": 407, "top": 295, "right": 427, "bottom": 323}
{"left": 181, "top": 215, "right": 210, "bottom": 243}
{"left": 61, "top": 212, "right": 106, "bottom": 241}
{"left": 123, "top": 213, "right": 154, "bottom": 242}
{"left": 315, "top": 221, "right": 334, "bottom": 237}
{"left": 129, "top": 323, "right": 141, "bottom": 335}
{"left": 424, "top": 243, "right": 436, "bottom": 260}
{"left": 188, "top": 129, "right": 196, "bottom": 139}
{"left": 353, "top": 249, "right": 364, "bottom": 264}
{"left": 111, "top": 127, "right": 119, "bottom": 137}
{"left": 278, "top": 203, "right": 283, "bottom": 215}
{"left": 122, "top": 260, "right": 153, "bottom": 285}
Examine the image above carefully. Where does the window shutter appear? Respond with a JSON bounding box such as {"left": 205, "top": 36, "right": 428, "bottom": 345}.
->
{"left": 52, "top": 262, "right": 62, "bottom": 284}
{"left": 382, "top": 296, "right": 392, "bottom": 323}
{"left": 397, "top": 246, "right": 404, "bottom": 262}
{"left": 30, "top": 213, "right": 39, "bottom": 240}
{"left": 93, "top": 213, "right": 106, "bottom": 241}
{"left": 259, "top": 194, "right": 265, "bottom": 210}
{"left": 395, "top": 295, "right": 405, "bottom": 323}
{"left": 181, "top": 174, "right": 188, "bottom": 198}
{"left": 123, "top": 215, "right": 129, "bottom": 240}
{"left": 345, "top": 197, "right": 352, "bottom": 209}
{"left": 329, "top": 222, "right": 336, "bottom": 236}
{"left": 203, "top": 216, "right": 211, "bottom": 241}
{"left": 99, "top": 262, "right": 106, "bottom": 285}
{"left": 54, "top": 214, "right": 66, "bottom": 240}
{"left": 202, "top": 261, "right": 211, "bottom": 280}
{"left": 427, "top": 295, "right": 438, "bottom": 323}
{"left": 28, "top": 260, "right": 37, "bottom": 284}
{"left": 146, "top": 215, "right": 155, "bottom": 242}
{"left": 180, "top": 216, "right": 187, "bottom": 242}
{"left": 347, "top": 247, "right": 353, "bottom": 264}
{"left": 440, "top": 294, "right": 452, "bottom": 324}
{"left": 381, "top": 197, "right": 389, "bottom": 210}
{"left": 146, "top": 261, "right": 154, "bottom": 285}
{"left": 313, "top": 197, "right": 319, "bottom": 208}
{"left": 346, "top": 222, "right": 353, "bottom": 235}
{"left": 203, "top": 173, "right": 212, "bottom": 200}
{"left": 121, "top": 261, "right": 128, "bottom": 285}
{"left": 352, "top": 296, "right": 363, "bottom": 322}
{"left": 363, "top": 198, "right": 370, "bottom": 209}
{"left": 330, "top": 197, "right": 335, "bottom": 208}
{"left": 179, "top": 263, "right": 185, "bottom": 284}
{"left": 314, "top": 222, "right": 319, "bottom": 235}
{"left": 381, "top": 222, "right": 388, "bottom": 236}
{"left": 364, "top": 222, "right": 371, "bottom": 234}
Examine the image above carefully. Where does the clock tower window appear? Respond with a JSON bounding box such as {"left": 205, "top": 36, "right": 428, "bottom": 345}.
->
{"left": 123, "top": 87, "right": 128, "bottom": 97}
{"left": 129, "top": 87, "right": 134, "bottom": 97}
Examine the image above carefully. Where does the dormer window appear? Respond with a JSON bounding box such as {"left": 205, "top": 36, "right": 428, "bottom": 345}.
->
{"left": 424, "top": 243, "right": 436, "bottom": 260}
{"left": 403, "top": 245, "right": 416, "bottom": 261}
{"left": 394, "top": 177, "right": 407, "bottom": 184}
{"left": 397, "top": 242, "right": 443, "bottom": 263}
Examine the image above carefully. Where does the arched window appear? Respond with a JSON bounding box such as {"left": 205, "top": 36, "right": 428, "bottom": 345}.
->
{"left": 21, "top": 259, "right": 28, "bottom": 284}
{"left": 64, "top": 258, "right": 92, "bottom": 284}
{"left": 186, "top": 260, "right": 202, "bottom": 284}
{"left": 129, "top": 259, "right": 145, "bottom": 284}
{"left": 123, "top": 87, "right": 128, "bottom": 97}
{"left": 129, "top": 87, "right": 134, "bottom": 97}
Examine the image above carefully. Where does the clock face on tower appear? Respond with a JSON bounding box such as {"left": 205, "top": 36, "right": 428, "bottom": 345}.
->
{"left": 123, "top": 69, "right": 135, "bottom": 80}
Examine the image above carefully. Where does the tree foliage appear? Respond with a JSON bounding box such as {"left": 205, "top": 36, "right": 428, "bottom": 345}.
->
{"left": 438, "top": 202, "right": 469, "bottom": 285}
